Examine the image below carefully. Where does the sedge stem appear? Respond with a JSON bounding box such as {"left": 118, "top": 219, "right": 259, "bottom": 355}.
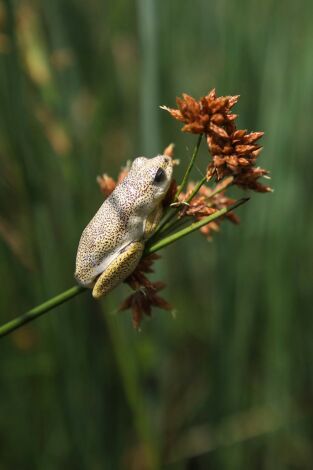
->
{"left": 152, "top": 174, "right": 208, "bottom": 238}
{"left": 0, "top": 285, "right": 86, "bottom": 338}
{"left": 186, "top": 174, "right": 207, "bottom": 203}
{"left": 175, "top": 133, "right": 202, "bottom": 198}
{"left": 0, "top": 198, "right": 248, "bottom": 339}
{"left": 145, "top": 198, "right": 248, "bottom": 254}
{"left": 154, "top": 134, "right": 203, "bottom": 236}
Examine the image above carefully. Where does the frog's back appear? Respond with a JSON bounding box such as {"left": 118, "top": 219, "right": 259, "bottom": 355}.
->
{"left": 75, "top": 154, "right": 173, "bottom": 289}
{"left": 75, "top": 181, "right": 141, "bottom": 286}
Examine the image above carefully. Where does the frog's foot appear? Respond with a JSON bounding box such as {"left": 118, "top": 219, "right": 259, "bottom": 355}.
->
{"left": 92, "top": 241, "right": 144, "bottom": 299}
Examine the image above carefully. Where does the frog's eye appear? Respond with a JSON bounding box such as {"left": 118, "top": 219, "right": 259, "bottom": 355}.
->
{"left": 154, "top": 167, "right": 166, "bottom": 184}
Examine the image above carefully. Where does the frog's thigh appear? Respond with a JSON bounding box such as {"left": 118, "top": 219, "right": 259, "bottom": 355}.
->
{"left": 92, "top": 241, "right": 144, "bottom": 299}
{"left": 144, "top": 205, "right": 163, "bottom": 239}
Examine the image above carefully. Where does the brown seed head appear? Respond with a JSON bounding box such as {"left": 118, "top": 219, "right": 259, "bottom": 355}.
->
{"left": 119, "top": 254, "right": 171, "bottom": 329}
{"left": 162, "top": 88, "right": 271, "bottom": 193}
{"left": 178, "top": 179, "right": 239, "bottom": 240}
{"left": 161, "top": 89, "right": 238, "bottom": 136}
{"left": 163, "top": 142, "right": 175, "bottom": 158}
{"left": 97, "top": 174, "right": 117, "bottom": 198}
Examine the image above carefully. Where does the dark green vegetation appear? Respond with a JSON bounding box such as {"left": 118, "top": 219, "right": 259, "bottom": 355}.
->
{"left": 0, "top": 0, "right": 312, "bottom": 468}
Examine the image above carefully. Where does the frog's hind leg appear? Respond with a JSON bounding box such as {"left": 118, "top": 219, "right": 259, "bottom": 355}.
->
{"left": 92, "top": 241, "right": 144, "bottom": 299}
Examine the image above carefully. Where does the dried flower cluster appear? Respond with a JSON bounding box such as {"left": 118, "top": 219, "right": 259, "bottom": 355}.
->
{"left": 97, "top": 163, "right": 129, "bottom": 197}
{"left": 119, "top": 254, "right": 172, "bottom": 329}
{"left": 161, "top": 90, "right": 238, "bottom": 135}
{"left": 162, "top": 89, "right": 271, "bottom": 192}
{"left": 178, "top": 177, "right": 239, "bottom": 240}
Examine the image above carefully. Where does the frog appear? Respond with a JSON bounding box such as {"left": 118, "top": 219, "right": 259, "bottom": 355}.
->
{"left": 75, "top": 154, "right": 173, "bottom": 299}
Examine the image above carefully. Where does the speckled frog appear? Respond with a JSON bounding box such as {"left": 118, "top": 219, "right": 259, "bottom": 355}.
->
{"left": 75, "top": 155, "right": 173, "bottom": 299}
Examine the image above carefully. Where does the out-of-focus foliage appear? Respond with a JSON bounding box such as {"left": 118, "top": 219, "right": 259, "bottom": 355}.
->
{"left": 0, "top": 0, "right": 312, "bottom": 468}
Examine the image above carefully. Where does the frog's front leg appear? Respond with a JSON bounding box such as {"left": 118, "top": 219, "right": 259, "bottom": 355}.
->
{"left": 143, "top": 204, "right": 163, "bottom": 240}
{"left": 92, "top": 241, "right": 144, "bottom": 299}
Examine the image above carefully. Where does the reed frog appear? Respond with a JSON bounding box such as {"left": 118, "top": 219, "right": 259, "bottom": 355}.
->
{"left": 75, "top": 155, "right": 173, "bottom": 298}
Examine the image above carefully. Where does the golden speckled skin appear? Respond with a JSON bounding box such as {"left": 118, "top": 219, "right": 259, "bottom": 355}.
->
{"left": 75, "top": 155, "right": 173, "bottom": 298}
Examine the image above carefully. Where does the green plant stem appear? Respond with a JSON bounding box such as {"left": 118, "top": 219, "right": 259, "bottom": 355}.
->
{"left": 152, "top": 174, "right": 208, "bottom": 240}
{"left": 0, "top": 285, "right": 86, "bottom": 338}
{"left": 153, "top": 134, "right": 203, "bottom": 237}
{"left": 186, "top": 174, "right": 207, "bottom": 203}
{"left": 0, "top": 198, "right": 248, "bottom": 339}
{"left": 175, "top": 133, "right": 202, "bottom": 198}
{"left": 152, "top": 215, "right": 192, "bottom": 241}
{"left": 145, "top": 197, "right": 248, "bottom": 254}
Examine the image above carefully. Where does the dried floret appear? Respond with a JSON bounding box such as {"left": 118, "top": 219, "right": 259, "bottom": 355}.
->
{"left": 162, "top": 88, "right": 271, "bottom": 193}
{"left": 178, "top": 178, "right": 239, "bottom": 240}
{"left": 121, "top": 255, "right": 172, "bottom": 329}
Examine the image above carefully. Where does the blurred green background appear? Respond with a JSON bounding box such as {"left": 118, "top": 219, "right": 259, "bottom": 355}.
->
{"left": 0, "top": 0, "right": 312, "bottom": 468}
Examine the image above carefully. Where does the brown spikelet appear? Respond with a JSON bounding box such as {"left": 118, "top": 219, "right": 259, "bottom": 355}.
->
{"left": 119, "top": 255, "right": 171, "bottom": 329}
{"left": 162, "top": 89, "right": 270, "bottom": 193}
{"left": 97, "top": 174, "right": 117, "bottom": 197}
{"left": 97, "top": 164, "right": 130, "bottom": 198}
{"left": 161, "top": 88, "right": 238, "bottom": 137}
{"left": 163, "top": 143, "right": 175, "bottom": 158}
{"left": 178, "top": 179, "right": 239, "bottom": 241}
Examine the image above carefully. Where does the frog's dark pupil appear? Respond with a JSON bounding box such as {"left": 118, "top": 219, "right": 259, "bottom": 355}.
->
{"left": 154, "top": 167, "right": 165, "bottom": 183}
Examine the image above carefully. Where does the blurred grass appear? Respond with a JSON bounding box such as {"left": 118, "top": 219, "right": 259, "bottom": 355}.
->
{"left": 0, "top": 0, "right": 313, "bottom": 469}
